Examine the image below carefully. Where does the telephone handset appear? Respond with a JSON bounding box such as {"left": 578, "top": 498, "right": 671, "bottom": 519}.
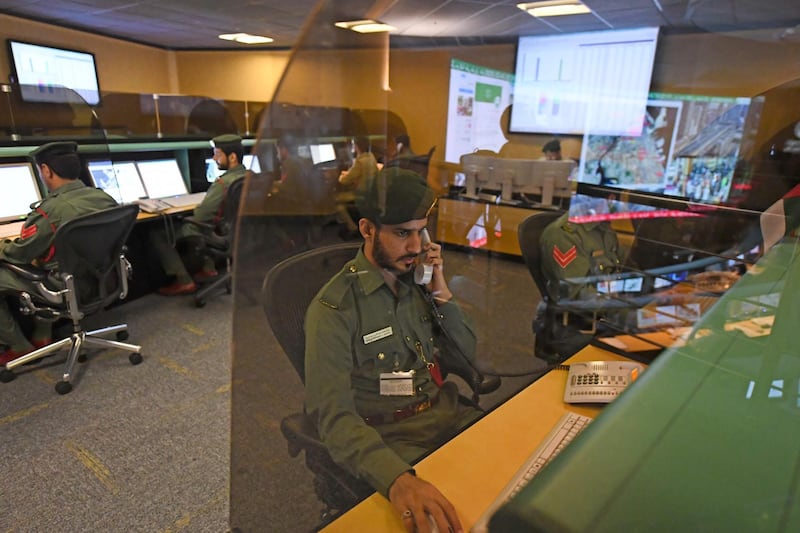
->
{"left": 414, "top": 228, "right": 434, "bottom": 285}
{"left": 563, "top": 360, "right": 644, "bottom": 403}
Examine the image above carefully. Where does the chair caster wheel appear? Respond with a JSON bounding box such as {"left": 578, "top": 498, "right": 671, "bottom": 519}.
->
{"left": 195, "top": 298, "right": 206, "bottom": 308}
{"left": 117, "top": 331, "right": 129, "bottom": 341}
{"left": 55, "top": 381, "right": 72, "bottom": 395}
{"left": 0, "top": 369, "right": 16, "bottom": 383}
{"left": 129, "top": 353, "right": 143, "bottom": 365}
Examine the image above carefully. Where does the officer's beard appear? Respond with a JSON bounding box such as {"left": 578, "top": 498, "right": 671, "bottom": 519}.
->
{"left": 373, "top": 230, "right": 415, "bottom": 276}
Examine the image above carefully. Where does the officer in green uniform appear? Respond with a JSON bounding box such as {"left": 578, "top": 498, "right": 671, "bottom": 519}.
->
{"left": 535, "top": 207, "right": 624, "bottom": 363}
{"left": 152, "top": 134, "right": 246, "bottom": 296}
{"left": 0, "top": 142, "right": 117, "bottom": 364}
{"left": 539, "top": 211, "right": 622, "bottom": 301}
{"left": 304, "top": 168, "right": 478, "bottom": 533}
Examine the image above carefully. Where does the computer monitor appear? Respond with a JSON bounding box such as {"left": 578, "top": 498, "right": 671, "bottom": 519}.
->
{"left": 205, "top": 158, "right": 223, "bottom": 183}
{"left": 136, "top": 159, "right": 188, "bottom": 199}
{"left": 206, "top": 154, "right": 261, "bottom": 183}
{"left": 515, "top": 160, "right": 576, "bottom": 206}
{"left": 309, "top": 144, "right": 336, "bottom": 165}
{"left": 88, "top": 161, "right": 147, "bottom": 204}
{"left": 0, "top": 162, "right": 42, "bottom": 223}
{"left": 574, "top": 92, "right": 754, "bottom": 221}
{"left": 460, "top": 153, "right": 503, "bottom": 198}
{"left": 243, "top": 154, "right": 261, "bottom": 173}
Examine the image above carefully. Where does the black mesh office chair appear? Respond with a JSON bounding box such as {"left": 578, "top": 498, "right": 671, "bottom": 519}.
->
{"left": 0, "top": 204, "right": 143, "bottom": 394}
{"left": 261, "top": 242, "right": 499, "bottom": 522}
{"left": 183, "top": 177, "right": 245, "bottom": 307}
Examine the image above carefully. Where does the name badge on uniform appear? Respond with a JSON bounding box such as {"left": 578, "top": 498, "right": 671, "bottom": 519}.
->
{"left": 380, "top": 370, "right": 415, "bottom": 396}
{"left": 363, "top": 326, "right": 393, "bottom": 344}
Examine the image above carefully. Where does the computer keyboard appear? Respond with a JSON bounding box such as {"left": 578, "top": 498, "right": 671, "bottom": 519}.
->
{"left": 162, "top": 192, "right": 206, "bottom": 208}
{"left": 471, "top": 411, "right": 592, "bottom": 533}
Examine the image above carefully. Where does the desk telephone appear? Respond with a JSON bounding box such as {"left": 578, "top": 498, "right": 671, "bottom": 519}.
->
{"left": 563, "top": 361, "right": 644, "bottom": 403}
{"left": 136, "top": 198, "right": 171, "bottom": 213}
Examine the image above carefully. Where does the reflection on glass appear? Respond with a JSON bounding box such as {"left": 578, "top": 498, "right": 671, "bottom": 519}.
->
{"left": 227, "top": 1, "right": 800, "bottom": 531}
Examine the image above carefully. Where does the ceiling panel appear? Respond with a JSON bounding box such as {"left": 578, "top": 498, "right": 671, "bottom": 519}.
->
{"left": 0, "top": 0, "right": 799, "bottom": 50}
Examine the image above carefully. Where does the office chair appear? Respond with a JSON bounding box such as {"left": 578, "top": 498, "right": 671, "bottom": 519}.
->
{"left": 261, "top": 242, "right": 500, "bottom": 522}
{"left": 517, "top": 211, "right": 601, "bottom": 361}
{"left": 384, "top": 146, "right": 435, "bottom": 178}
{"left": 0, "top": 204, "right": 143, "bottom": 394}
{"left": 183, "top": 177, "right": 245, "bottom": 307}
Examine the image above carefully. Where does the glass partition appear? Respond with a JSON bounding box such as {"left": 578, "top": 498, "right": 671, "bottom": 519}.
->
{"left": 228, "top": 2, "right": 800, "bottom": 531}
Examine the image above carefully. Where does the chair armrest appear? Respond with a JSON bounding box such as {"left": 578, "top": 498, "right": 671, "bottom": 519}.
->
{"left": 1, "top": 260, "right": 47, "bottom": 282}
{"left": 280, "top": 412, "right": 327, "bottom": 458}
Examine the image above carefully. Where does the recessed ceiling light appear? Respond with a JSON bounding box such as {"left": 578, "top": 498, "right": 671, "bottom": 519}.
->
{"left": 334, "top": 19, "right": 396, "bottom": 33}
{"left": 517, "top": 1, "right": 592, "bottom": 17}
{"left": 218, "top": 33, "right": 274, "bottom": 44}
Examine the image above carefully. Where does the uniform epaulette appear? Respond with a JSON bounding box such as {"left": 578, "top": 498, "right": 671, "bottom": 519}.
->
{"left": 318, "top": 263, "right": 358, "bottom": 309}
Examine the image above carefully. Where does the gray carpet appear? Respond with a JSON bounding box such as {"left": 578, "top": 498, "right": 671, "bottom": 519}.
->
{"left": 1, "top": 225, "right": 546, "bottom": 533}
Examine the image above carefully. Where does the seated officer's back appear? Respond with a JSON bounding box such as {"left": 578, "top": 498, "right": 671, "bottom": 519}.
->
{"left": 539, "top": 211, "right": 622, "bottom": 301}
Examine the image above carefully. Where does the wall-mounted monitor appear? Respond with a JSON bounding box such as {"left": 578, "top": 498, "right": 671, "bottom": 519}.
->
{"left": 0, "top": 162, "right": 42, "bottom": 223}
{"left": 509, "top": 27, "right": 659, "bottom": 137}
{"left": 136, "top": 159, "right": 188, "bottom": 199}
{"left": 7, "top": 39, "right": 101, "bottom": 106}
{"left": 571, "top": 92, "right": 754, "bottom": 222}
{"left": 445, "top": 59, "right": 514, "bottom": 163}
{"left": 88, "top": 161, "right": 147, "bottom": 204}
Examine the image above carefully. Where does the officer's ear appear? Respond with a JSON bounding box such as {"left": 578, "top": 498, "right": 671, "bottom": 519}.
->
{"left": 358, "top": 218, "right": 375, "bottom": 241}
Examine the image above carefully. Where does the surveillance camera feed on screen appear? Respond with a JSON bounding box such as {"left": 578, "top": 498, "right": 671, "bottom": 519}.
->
{"left": 569, "top": 92, "right": 754, "bottom": 223}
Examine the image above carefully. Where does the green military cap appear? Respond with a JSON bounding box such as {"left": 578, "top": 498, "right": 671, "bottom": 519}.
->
{"left": 211, "top": 134, "right": 243, "bottom": 153}
{"left": 30, "top": 141, "right": 78, "bottom": 162}
{"left": 30, "top": 141, "right": 81, "bottom": 179}
{"left": 357, "top": 167, "right": 436, "bottom": 225}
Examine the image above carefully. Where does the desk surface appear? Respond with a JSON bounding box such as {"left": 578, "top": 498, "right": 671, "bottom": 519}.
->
{"left": 0, "top": 204, "right": 197, "bottom": 240}
{"left": 323, "top": 344, "right": 628, "bottom": 532}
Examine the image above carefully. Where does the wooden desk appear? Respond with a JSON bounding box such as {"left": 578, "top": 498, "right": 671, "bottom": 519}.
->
{"left": 435, "top": 197, "right": 554, "bottom": 256}
{"left": 134, "top": 203, "right": 197, "bottom": 221}
{"left": 0, "top": 204, "right": 198, "bottom": 240}
{"left": 323, "top": 345, "right": 630, "bottom": 532}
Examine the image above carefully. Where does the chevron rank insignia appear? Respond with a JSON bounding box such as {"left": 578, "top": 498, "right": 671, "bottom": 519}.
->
{"left": 553, "top": 245, "right": 577, "bottom": 269}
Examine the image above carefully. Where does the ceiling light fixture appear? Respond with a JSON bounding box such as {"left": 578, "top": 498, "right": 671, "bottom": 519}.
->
{"left": 517, "top": 0, "right": 592, "bottom": 17}
{"left": 334, "top": 19, "right": 396, "bottom": 33}
{"left": 218, "top": 33, "right": 274, "bottom": 45}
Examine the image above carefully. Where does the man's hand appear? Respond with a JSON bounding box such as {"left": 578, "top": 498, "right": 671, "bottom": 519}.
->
{"left": 388, "top": 472, "right": 462, "bottom": 533}
{"left": 422, "top": 239, "right": 452, "bottom": 303}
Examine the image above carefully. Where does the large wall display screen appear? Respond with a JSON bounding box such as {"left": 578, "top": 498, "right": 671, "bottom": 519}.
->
{"left": 445, "top": 59, "right": 514, "bottom": 163}
{"left": 569, "top": 92, "right": 754, "bottom": 223}
{"left": 7, "top": 40, "right": 101, "bottom": 105}
{"left": 509, "top": 27, "right": 659, "bottom": 137}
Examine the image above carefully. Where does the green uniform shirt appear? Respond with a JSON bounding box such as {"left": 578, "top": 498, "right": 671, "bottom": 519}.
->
{"left": 0, "top": 180, "right": 117, "bottom": 268}
{"left": 193, "top": 163, "right": 246, "bottom": 224}
{"left": 539, "top": 212, "right": 622, "bottom": 300}
{"left": 179, "top": 164, "right": 245, "bottom": 239}
{"left": 304, "top": 248, "right": 477, "bottom": 496}
{"left": 340, "top": 152, "right": 378, "bottom": 192}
